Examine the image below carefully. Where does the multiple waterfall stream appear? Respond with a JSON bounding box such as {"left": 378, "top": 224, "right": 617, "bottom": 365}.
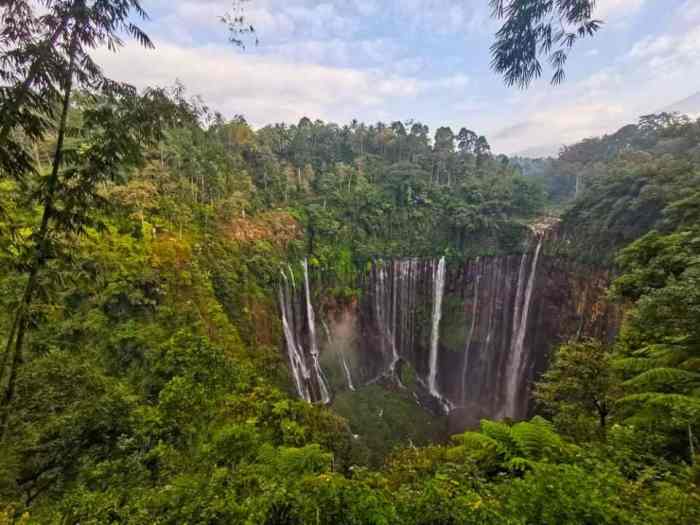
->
{"left": 278, "top": 260, "right": 330, "bottom": 404}
{"left": 503, "top": 236, "right": 543, "bottom": 419}
{"left": 277, "top": 234, "right": 619, "bottom": 424}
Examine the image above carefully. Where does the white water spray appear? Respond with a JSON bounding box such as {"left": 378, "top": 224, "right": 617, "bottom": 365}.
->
{"left": 302, "top": 259, "right": 331, "bottom": 404}
{"left": 278, "top": 270, "right": 311, "bottom": 402}
{"left": 504, "top": 236, "right": 544, "bottom": 418}
{"left": 460, "top": 273, "right": 480, "bottom": 402}
{"left": 428, "top": 257, "right": 446, "bottom": 402}
{"left": 390, "top": 260, "right": 400, "bottom": 376}
{"left": 340, "top": 351, "right": 355, "bottom": 391}
{"left": 322, "top": 319, "right": 355, "bottom": 392}
{"left": 373, "top": 262, "right": 402, "bottom": 382}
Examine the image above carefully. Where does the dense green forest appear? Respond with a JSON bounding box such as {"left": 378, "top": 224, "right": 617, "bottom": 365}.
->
{"left": 1, "top": 1, "right": 700, "bottom": 523}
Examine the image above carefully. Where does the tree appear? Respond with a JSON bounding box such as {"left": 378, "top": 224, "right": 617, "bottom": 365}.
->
{"left": 0, "top": 1, "right": 152, "bottom": 179}
{"left": 433, "top": 126, "right": 455, "bottom": 185}
{"left": 475, "top": 135, "right": 492, "bottom": 166}
{"left": 490, "top": 0, "right": 601, "bottom": 87}
{"left": 0, "top": 0, "right": 158, "bottom": 439}
{"left": 457, "top": 128, "right": 478, "bottom": 154}
{"left": 612, "top": 230, "right": 700, "bottom": 461}
{"left": 534, "top": 340, "right": 618, "bottom": 438}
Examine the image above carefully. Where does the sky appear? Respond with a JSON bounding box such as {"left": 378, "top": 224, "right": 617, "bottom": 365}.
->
{"left": 93, "top": 0, "right": 700, "bottom": 156}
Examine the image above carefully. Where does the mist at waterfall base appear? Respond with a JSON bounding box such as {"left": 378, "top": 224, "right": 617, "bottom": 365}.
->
{"left": 278, "top": 238, "right": 619, "bottom": 433}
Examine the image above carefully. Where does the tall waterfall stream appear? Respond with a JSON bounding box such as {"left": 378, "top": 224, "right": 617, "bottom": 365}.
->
{"left": 277, "top": 234, "right": 618, "bottom": 423}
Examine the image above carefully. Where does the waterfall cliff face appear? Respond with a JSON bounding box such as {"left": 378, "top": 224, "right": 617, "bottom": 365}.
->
{"left": 278, "top": 260, "right": 331, "bottom": 404}
{"left": 278, "top": 269, "right": 311, "bottom": 402}
{"left": 278, "top": 237, "right": 620, "bottom": 425}
{"left": 503, "top": 235, "right": 543, "bottom": 419}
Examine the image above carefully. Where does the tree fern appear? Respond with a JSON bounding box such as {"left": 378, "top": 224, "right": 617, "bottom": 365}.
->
{"left": 684, "top": 358, "right": 700, "bottom": 371}
{"left": 614, "top": 357, "right": 656, "bottom": 374}
{"left": 623, "top": 368, "right": 700, "bottom": 392}
{"left": 479, "top": 419, "right": 515, "bottom": 455}
{"left": 505, "top": 455, "right": 533, "bottom": 473}
{"left": 629, "top": 343, "right": 692, "bottom": 366}
{"left": 618, "top": 392, "right": 700, "bottom": 412}
{"left": 510, "top": 418, "right": 565, "bottom": 461}
{"left": 452, "top": 431, "right": 499, "bottom": 451}
{"left": 447, "top": 433, "right": 500, "bottom": 468}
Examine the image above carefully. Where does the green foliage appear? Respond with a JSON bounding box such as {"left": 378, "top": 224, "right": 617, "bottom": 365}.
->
{"left": 490, "top": 0, "right": 600, "bottom": 87}
{"left": 560, "top": 115, "right": 700, "bottom": 264}
{"left": 1, "top": 9, "right": 699, "bottom": 521}
{"left": 609, "top": 227, "right": 700, "bottom": 461}
{"left": 534, "top": 340, "right": 618, "bottom": 440}
{"left": 332, "top": 385, "right": 447, "bottom": 467}
{"left": 253, "top": 117, "right": 544, "bottom": 263}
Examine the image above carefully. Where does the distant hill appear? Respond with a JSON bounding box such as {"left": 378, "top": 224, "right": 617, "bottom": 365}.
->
{"left": 662, "top": 90, "right": 700, "bottom": 117}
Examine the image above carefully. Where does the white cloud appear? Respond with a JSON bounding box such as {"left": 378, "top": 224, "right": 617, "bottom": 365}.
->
{"left": 627, "top": 25, "right": 700, "bottom": 74}
{"left": 488, "top": 70, "right": 631, "bottom": 155}
{"left": 370, "top": 0, "right": 492, "bottom": 35}
{"left": 680, "top": 0, "right": 700, "bottom": 22}
{"left": 260, "top": 38, "right": 402, "bottom": 67}
{"left": 392, "top": 57, "right": 426, "bottom": 75}
{"left": 488, "top": 7, "right": 700, "bottom": 155}
{"left": 426, "top": 74, "right": 470, "bottom": 91}
{"left": 94, "top": 40, "right": 425, "bottom": 126}
{"left": 92, "top": 0, "right": 700, "bottom": 157}
{"left": 352, "top": 0, "right": 379, "bottom": 16}
{"left": 628, "top": 35, "right": 675, "bottom": 59}
{"left": 594, "top": 0, "right": 645, "bottom": 20}
{"left": 143, "top": 1, "right": 363, "bottom": 46}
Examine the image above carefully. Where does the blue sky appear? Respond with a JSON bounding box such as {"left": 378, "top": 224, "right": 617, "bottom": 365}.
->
{"left": 95, "top": 0, "right": 700, "bottom": 155}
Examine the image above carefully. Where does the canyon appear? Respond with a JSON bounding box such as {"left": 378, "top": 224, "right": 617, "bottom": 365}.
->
{"left": 278, "top": 227, "right": 621, "bottom": 431}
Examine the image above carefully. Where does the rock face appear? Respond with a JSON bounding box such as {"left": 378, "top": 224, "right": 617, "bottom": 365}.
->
{"left": 278, "top": 232, "right": 620, "bottom": 430}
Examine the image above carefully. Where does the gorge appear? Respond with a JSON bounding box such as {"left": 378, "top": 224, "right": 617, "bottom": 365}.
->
{"left": 278, "top": 226, "right": 621, "bottom": 430}
{"left": 4, "top": 0, "right": 700, "bottom": 518}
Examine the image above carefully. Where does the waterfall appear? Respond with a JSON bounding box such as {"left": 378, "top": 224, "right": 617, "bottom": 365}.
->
{"left": 277, "top": 228, "right": 618, "bottom": 425}
{"left": 323, "top": 319, "right": 355, "bottom": 392}
{"left": 398, "top": 259, "right": 417, "bottom": 366}
{"left": 504, "top": 236, "right": 544, "bottom": 418}
{"left": 376, "top": 265, "right": 389, "bottom": 365}
{"left": 460, "top": 272, "right": 480, "bottom": 402}
{"left": 340, "top": 350, "right": 355, "bottom": 391}
{"left": 373, "top": 262, "right": 401, "bottom": 380}
{"left": 287, "top": 264, "right": 296, "bottom": 289}
{"left": 341, "top": 351, "right": 356, "bottom": 391}
{"left": 390, "top": 260, "right": 400, "bottom": 376}
{"left": 511, "top": 252, "right": 529, "bottom": 345}
{"left": 302, "top": 259, "right": 331, "bottom": 404}
{"left": 428, "top": 257, "right": 447, "bottom": 403}
{"left": 278, "top": 270, "right": 311, "bottom": 402}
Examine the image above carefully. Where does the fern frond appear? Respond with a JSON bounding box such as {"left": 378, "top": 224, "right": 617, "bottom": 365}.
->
{"left": 682, "top": 358, "right": 700, "bottom": 371}
{"left": 630, "top": 344, "right": 689, "bottom": 365}
{"left": 511, "top": 418, "right": 563, "bottom": 461}
{"left": 613, "top": 357, "right": 655, "bottom": 374}
{"left": 618, "top": 392, "right": 700, "bottom": 412}
{"left": 506, "top": 456, "right": 533, "bottom": 473}
{"left": 449, "top": 432, "right": 502, "bottom": 468}
{"left": 623, "top": 368, "right": 700, "bottom": 391}
{"left": 480, "top": 420, "right": 513, "bottom": 445}
{"left": 453, "top": 431, "right": 499, "bottom": 451}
